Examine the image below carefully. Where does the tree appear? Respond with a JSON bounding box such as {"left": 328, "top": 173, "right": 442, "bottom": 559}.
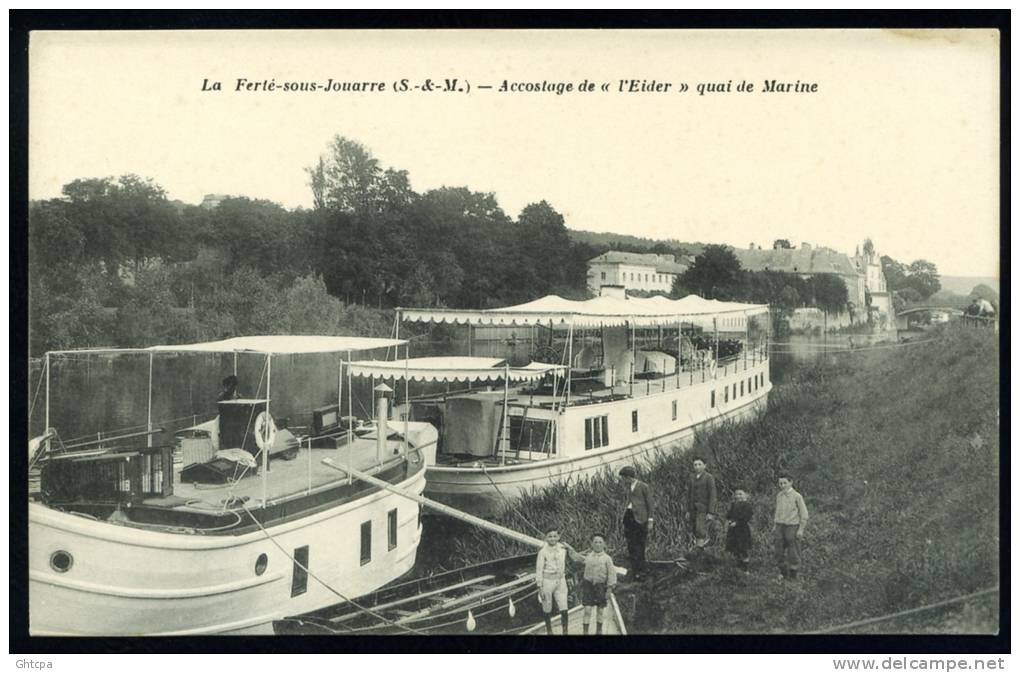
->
{"left": 809, "top": 274, "right": 849, "bottom": 316}
{"left": 881, "top": 255, "right": 908, "bottom": 291}
{"left": 905, "top": 259, "right": 941, "bottom": 300}
{"left": 308, "top": 136, "right": 382, "bottom": 214}
{"left": 679, "top": 245, "right": 743, "bottom": 299}
{"left": 862, "top": 238, "right": 875, "bottom": 258}
{"left": 61, "top": 175, "right": 181, "bottom": 270}
{"left": 772, "top": 239, "right": 792, "bottom": 250}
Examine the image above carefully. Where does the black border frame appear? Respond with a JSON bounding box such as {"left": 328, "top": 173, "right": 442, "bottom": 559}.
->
{"left": 8, "top": 9, "right": 1010, "bottom": 655}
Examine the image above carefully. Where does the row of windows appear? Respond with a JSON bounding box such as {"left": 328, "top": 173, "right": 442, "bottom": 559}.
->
{"left": 712, "top": 372, "right": 766, "bottom": 407}
{"left": 599, "top": 270, "right": 672, "bottom": 284}
{"left": 583, "top": 372, "right": 766, "bottom": 451}
{"left": 290, "top": 508, "right": 401, "bottom": 597}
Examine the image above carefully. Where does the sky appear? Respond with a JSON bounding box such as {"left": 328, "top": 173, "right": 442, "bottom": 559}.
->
{"left": 29, "top": 29, "right": 1000, "bottom": 278}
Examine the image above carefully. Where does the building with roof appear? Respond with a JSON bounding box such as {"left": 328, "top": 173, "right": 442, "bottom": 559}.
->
{"left": 733, "top": 241, "right": 894, "bottom": 329}
{"left": 586, "top": 251, "right": 689, "bottom": 295}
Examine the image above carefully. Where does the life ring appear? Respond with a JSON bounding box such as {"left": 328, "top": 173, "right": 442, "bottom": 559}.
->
{"left": 254, "top": 411, "right": 276, "bottom": 451}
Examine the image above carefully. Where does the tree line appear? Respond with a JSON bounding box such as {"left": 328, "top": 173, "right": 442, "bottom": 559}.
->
{"left": 28, "top": 136, "right": 599, "bottom": 355}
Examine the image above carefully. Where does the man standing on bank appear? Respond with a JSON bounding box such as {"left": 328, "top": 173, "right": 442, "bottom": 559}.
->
{"left": 688, "top": 457, "right": 718, "bottom": 549}
{"left": 773, "top": 473, "right": 809, "bottom": 580}
{"left": 618, "top": 466, "right": 654, "bottom": 581}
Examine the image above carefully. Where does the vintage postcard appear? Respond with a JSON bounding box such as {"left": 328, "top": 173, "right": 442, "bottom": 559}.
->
{"left": 21, "top": 24, "right": 1002, "bottom": 649}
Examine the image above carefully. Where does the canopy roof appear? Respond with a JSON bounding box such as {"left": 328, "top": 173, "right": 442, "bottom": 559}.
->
{"left": 50, "top": 335, "right": 407, "bottom": 356}
{"left": 348, "top": 356, "right": 565, "bottom": 383}
{"left": 147, "top": 335, "right": 406, "bottom": 354}
{"left": 400, "top": 295, "right": 768, "bottom": 328}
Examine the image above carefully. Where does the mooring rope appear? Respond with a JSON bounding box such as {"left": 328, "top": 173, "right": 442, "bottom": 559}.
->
{"left": 809, "top": 586, "right": 999, "bottom": 634}
{"left": 479, "top": 464, "right": 546, "bottom": 539}
{"left": 239, "top": 503, "right": 424, "bottom": 634}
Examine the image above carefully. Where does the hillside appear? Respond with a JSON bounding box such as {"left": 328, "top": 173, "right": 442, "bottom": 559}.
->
{"left": 439, "top": 325, "right": 1000, "bottom": 634}
{"left": 939, "top": 275, "right": 1000, "bottom": 296}
{"left": 567, "top": 229, "right": 705, "bottom": 257}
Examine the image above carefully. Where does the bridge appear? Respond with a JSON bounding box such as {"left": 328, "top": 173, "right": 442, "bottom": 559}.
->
{"left": 894, "top": 306, "right": 964, "bottom": 330}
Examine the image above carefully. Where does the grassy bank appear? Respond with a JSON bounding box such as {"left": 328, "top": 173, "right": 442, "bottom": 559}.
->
{"left": 440, "top": 325, "right": 1000, "bottom": 634}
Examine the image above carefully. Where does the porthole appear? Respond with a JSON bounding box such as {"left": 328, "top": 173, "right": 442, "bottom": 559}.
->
{"left": 255, "top": 553, "right": 268, "bottom": 576}
{"left": 50, "top": 550, "right": 73, "bottom": 573}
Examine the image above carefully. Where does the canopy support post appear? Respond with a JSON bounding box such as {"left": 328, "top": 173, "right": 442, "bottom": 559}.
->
{"left": 565, "top": 320, "right": 574, "bottom": 408}
{"left": 630, "top": 319, "right": 635, "bottom": 397}
{"left": 713, "top": 317, "right": 719, "bottom": 379}
{"left": 233, "top": 352, "right": 237, "bottom": 376}
{"left": 403, "top": 343, "right": 410, "bottom": 456}
{"left": 147, "top": 352, "right": 154, "bottom": 448}
{"left": 262, "top": 354, "right": 272, "bottom": 508}
{"left": 44, "top": 353, "right": 51, "bottom": 452}
{"left": 676, "top": 316, "right": 681, "bottom": 390}
{"left": 347, "top": 350, "right": 353, "bottom": 485}
{"left": 500, "top": 362, "right": 510, "bottom": 466}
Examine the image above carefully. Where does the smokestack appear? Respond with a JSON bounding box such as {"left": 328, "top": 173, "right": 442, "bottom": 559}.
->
{"left": 374, "top": 383, "right": 393, "bottom": 464}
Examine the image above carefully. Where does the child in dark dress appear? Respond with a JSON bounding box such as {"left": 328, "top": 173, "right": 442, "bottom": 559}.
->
{"left": 726, "top": 488, "right": 753, "bottom": 573}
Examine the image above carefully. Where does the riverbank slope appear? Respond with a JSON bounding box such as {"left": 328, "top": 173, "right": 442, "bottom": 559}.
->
{"left": 442, "top": 325, "right": 1000, "bottom": 634}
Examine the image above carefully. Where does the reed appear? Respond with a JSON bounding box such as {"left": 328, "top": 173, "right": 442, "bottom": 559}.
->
{"left": 445, "top": 325, "right": 1000, "bottom": 633}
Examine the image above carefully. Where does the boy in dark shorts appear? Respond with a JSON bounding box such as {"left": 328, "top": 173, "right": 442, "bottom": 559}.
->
{"left": 566, "top": 533, "right": 617, "bottom": 634}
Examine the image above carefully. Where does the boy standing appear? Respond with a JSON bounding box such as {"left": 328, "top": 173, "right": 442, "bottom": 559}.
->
{"left": 536, "top": 529, "right": 571, "bottom": 635}
{"left": 725, "top": 488, "right": 753, "bottom": 573}
{"left": 773, "top": 473, "right": 809, "bottom": 579}
{"left": 566, "top": 534, "right": 617, "bottom": 635}
{"left": 688, "top": 457, "right": 718, "bottom": 549}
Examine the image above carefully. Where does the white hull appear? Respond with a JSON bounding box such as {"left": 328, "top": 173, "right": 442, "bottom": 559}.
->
{"left": 425, "top": 359, "right": 771, "bottom": 517}
{"left": 29, "top": 467, "right": 427, "bottom": 636}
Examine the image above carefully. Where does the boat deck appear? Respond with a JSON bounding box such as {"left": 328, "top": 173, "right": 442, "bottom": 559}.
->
{"left": 522, "top": 600, "right": 625, "bottom": 635}
{"left": 171, "top": 436, "right": 409, "bottom": 509}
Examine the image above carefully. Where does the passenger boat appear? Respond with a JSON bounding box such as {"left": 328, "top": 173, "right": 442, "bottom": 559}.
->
{"left": 28, "top": 336, "right": 438, "bottom": 636}
{"left": 273, "top": 552, "right": 543, "bottom": 635}
{"left": 354, "top": 287, "right": 772, "bottom": 517}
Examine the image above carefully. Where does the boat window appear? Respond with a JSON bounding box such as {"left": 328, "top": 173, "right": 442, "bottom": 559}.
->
{"left": 740, "top": 381, "right": 744, "bottom": 396}
{"left": 672, "top": 400, "right": 678, "bottom": 421}
{"left": 360, "top": 521, "right": 372, "bottom": 566}
{"left": 724, "top": 387, "right": 729, "bottom": 403}
{"left": 255, "top": 553, "right": 268, "bottom": 576}
{"left": 710, "top": 390, "right": 716, "bottom": 408}
{"left": 388, "top": 509, "right": 398, "bottom": 551}
{"left": 584, "top": 415, "right": 609, "bottom": 450}
{"left": 631, "top": 410, "right": 639, "bottom": 433}
{"left": 732, "top": 383, "right": 737, "bottom": 399}
{"left": 291, "top": 546, "right": 309, "bottom": 597}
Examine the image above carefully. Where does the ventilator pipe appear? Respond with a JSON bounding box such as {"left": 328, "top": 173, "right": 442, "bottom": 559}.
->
{"left": 374, "top": 383, "right": 393, "bottom": 465}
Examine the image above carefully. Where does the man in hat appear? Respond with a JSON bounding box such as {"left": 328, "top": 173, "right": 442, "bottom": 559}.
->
{"left": 619, "top": 466, "right": 655, "bottom": 581}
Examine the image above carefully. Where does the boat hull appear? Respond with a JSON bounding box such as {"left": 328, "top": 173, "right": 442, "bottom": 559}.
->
{"left": 29, "top": 466, "right": 427, "bottom": 636}
{"left": 425, "top": 390, "right": 768, "bottom": 518}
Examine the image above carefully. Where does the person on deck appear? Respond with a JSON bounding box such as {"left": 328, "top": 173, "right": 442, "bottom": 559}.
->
{"left": 536, "top": 529, "right": 571, "bottom": 635}
{"left": 618, "top": 466, "right": 655, "bottom": 581}
{"left": 217, "top": 375, "right": 242, "bottom": 402}
{"left": 773, "top": 473, "right": 809, "bottom": 580}
{"left": 688, "top": 457, "right": 718, "bottom": 549}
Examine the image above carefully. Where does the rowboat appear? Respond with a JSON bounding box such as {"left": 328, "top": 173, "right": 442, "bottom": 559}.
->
{"left": 273, "top": 553, "right": 543, "bottom": 634}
